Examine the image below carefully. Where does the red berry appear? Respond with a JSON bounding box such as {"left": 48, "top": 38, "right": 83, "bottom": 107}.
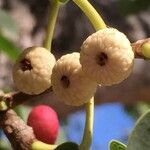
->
{"left": 27, "top": 105, "right": 59, "bottom": 144}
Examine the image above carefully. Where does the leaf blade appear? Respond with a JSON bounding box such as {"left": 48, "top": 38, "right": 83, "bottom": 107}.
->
{"left": 109, "top": 140, "right": 126, "bottom": 150}
{"left": 0, "top": 34, "right": 20, "bottom": 61}
{"left": 127, "top": 110, "right": 150, "bottom": 150}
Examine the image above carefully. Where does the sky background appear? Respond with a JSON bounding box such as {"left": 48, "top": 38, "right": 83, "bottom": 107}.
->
{"left": 66, "top": 103, "right": 134, "bottom": 150}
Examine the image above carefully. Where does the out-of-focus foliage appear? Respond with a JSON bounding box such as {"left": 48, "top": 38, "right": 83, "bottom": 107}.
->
{"left": 125, "top": 103, "right": 150, "bottom": 120}
{"left": 0, "top": 9, "right": 19, "bottom": 38}
{"left": 0, "top": 140, "right": 11, "bottom": 150}
{"left": 118, "top": 0, "right": 150, "bottom": 16}
{"left": 127, "top": 110, "right": 150, "bottom": 150}
{"left": 57, "top": 0, "right": 70, "bottom": 4}
{"left": 0, "top": 130, "right": 11, "bottom": 150}
{"left": 0, "top": 34, "right": 20, "bottom": 61}
{"left": 0, "top": 9, "right": 20, "bottom": 61}
{"left": 14, "top": 105, "right": 31, "bottom": 122}
{"left": 109, "top": 109, "right": 150, "bottom": 150}
{"left": 56, "top": 127, "right": 67, "bottom": 145}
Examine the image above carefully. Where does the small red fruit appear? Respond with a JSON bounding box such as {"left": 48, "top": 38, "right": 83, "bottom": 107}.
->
{"left": 27, "top": 105, "right": 59, "bottom": 144}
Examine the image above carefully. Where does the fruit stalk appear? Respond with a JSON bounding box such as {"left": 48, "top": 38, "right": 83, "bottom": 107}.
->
{"left": 132, "top": 38, "right": 150, "bottom": 59}
{"left": 73, "top": 0, "right": 106, "bottom": 30}
{"left": 79, "top": 97, "right": 94, "bottom": 150}
{"left": 44, "top": 0, "right": 61, "bottom": 51}
{"left": 73, "top": 0, "right": 106, "bottom": 150}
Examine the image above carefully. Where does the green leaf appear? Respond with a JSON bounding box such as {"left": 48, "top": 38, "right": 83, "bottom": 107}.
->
{"left": 109, "top": 140, "right": 127, "bottom": 150}
{"left": 0, "top": 140, "right": 11, "bottom": 150}
{"left": 55, "top": 142, "right": 79, "bottom": 150}
{"left": 127, "top": 109, "right": 150, "bottom": 150}
{"left": 0, "top": 34, "right": 20, "bottom": 61}
{"left": 14, "top": 105, "right": 31, "bottom": 122}
{"left": 0, "top": 9, "right": 19, "bottom": 38}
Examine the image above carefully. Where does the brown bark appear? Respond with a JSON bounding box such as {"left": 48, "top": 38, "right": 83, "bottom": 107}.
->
{"left": 0, "top": 87, "right": 52, "bottom": 109}
{"left": 0, "top": 109, "right": 37, "bottom": 150}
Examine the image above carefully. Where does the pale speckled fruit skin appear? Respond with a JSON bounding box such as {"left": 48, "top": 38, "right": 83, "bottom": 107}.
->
{"left": 13, "top": 47, "right": 56, "bottom": 95}
{"left": 51, "top": 52, "right": 97, "bottom": 106}
{"left": 80, "top": 28, "right": 134, "bottom": 86}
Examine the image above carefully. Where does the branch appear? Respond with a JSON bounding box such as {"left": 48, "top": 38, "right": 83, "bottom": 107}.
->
{"left": 132, "top": 38, "right": 150, "bottom": 59}
{"left": 0, "top": 38, "right": 150, "bottom": 111}
{"left": 0, "top": 109, "right": 37, "bottom": 150}
{"left": 0, "top": 87, "right": 53, "bottom": 110}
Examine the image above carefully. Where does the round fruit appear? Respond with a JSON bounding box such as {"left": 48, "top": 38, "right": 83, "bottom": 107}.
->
{"left": 27, "top": 105, "right": 59, "bottom": 144}
{"left": 51, "top": 52, "right": 97, "bottom": 106}
{"left": 80, "top": 28, "right": 134, "bottom": 86}
{"left": 13, "top": 47, "right": 56, "bottom": 95}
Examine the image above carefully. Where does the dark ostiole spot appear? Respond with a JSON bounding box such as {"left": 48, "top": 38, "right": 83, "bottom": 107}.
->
{"left": 96, "top": 52, "right": 108, "bottom": 66}
{"left": 61, "top": 75, "right": 70, "bottom": 88}
{"left": 20, "top": 58, "right": 32, "bottom": 71}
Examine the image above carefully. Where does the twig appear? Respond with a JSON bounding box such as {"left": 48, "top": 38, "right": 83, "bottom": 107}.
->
{"left": 0, "top": 87, "right": 53, "bottom": 110}
{"left": 132, "top": 38, "right": 150, "bottom": 59}
{"left": 0, "top": 39, "right": 149, "bottom": 110}
{"left": 0, "top": 109, "right": 37, "bottom": 150}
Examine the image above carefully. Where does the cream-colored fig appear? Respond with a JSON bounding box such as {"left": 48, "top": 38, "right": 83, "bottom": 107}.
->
{"left": 13, "top": 47, "right": 56, "bottom": 95}
{"left": 51, "top": 52, "right": 97, "bottom": 106}
{"left": 80, "top": 28, "right": 134, "bottom": 86}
